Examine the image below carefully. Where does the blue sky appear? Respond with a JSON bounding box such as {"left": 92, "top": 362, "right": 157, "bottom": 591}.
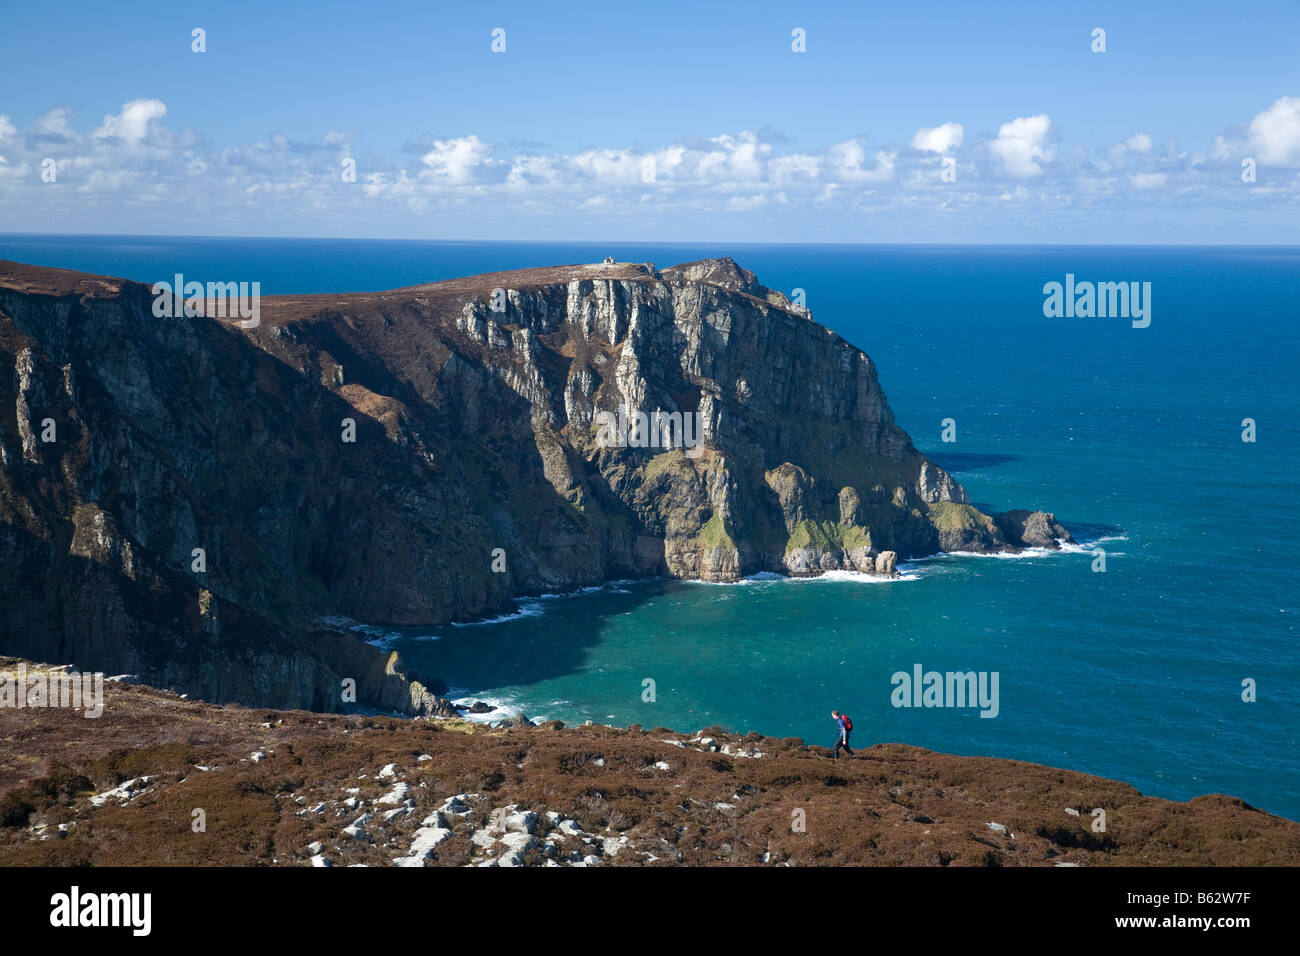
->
{"left": 1, "top": 0, "right": 1298, "bottom": 242}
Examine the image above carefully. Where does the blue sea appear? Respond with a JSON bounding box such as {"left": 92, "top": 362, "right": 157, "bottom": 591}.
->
{"left": 3, "top": 235, "right": 1297, "bottom": 820}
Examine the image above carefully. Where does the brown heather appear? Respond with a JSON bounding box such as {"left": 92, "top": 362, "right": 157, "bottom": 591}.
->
{"left": 1, "top": 658, "right": 1295, "bottom": 868}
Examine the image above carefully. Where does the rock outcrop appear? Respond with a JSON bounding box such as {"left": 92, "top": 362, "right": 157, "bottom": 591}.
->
{"left": 0, "top": 257, "right": 1072, "bottom": 710}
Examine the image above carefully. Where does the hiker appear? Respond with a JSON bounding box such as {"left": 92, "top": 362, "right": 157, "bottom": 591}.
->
{"left": 830, "top": 709, "right": 856, "bottom": 759}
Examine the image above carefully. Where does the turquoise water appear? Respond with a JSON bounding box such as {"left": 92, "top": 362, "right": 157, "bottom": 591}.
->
{"left": 2, "top": 236, "right": 1297, "bottom": 819}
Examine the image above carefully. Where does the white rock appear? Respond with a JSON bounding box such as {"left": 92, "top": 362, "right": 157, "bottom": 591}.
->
{"left": 471, "top": 829, "right": 498, "bottom": 850}
{"left": 601, "top": 836, "right": 628, "bottom": 856}
{"left": 499, "top": 832, "right": 537, "bottom": 853}
{"left": 654, "top": 761, "right": 670, "bottom": 771}
{"left": 383, "top": 807, "right": 411, "bottom": 822}
{"left": 1064, "top": 808, "right": 1080, "bottom": 817}
{"left": 503, "top": 810, "right": 538, "bottom": 834}
{"left": 342, "top": 825, "right": 370, "bottom": 841}
{"left": 582, "top": 854, "right": 602, "bottom": 865}
{"left": 417, "top": 754, "right": 433, "bottom": 762}
{"left": 714, "top": 802, "right": 735, "bottom": 811}
{"left": 558, "top": 820, "right": 582, "bottom": 836}
{"left": 545, "top": 811, "right": 563, "bottom": 824}
{"left": 495, "top": 832, "right": 538, "bottom": 866}
{"left": 392, "top": 856, "right": 425, "bottom": 867}
{"left": 440, "top": 795, "right": 472, "bottom": 816}
{"left": 342, "top": 797, "right": 360, "bottom": 810}
{"left": 420, "top": 811, "right": 447, "bottom": 828}
{"left": 89, "top": 776, "right": 151, "bottom": 807}
{"left": 310, "top": 854, "right": 331, "bottom": 867}
{"left": 378, "top": 763, "right": 399, "bottom": 779}
{"left": 249, "top": 751, "right": 267, "bottom": 763}
{"left": 406, "top": 827, "right": 452, "bottom": 859}
{"left": 307, "top": 841, "right": 323, "bottom": 855}
{"left": 375, "top": 783, "right": 411, "bottom": 806}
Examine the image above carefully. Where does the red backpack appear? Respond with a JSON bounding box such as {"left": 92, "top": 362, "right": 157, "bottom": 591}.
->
{"left": 840, "top": 714, "right": 853, "bottom": 732}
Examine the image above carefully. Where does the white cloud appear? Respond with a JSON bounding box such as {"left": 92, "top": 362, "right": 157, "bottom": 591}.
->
{"left": 988, "top": 114, "right": 1053, "bottom": 177}
{"left": 33, "top": 107, "right": 78, "bottom": 142}
{"left": 4, "top": 98, "right": 1300, "bottom": 239}
{"left": 92, "top": 98, "right": 167, "bottom": 145}
{"left": 768, "top": 153, "right": 820, "bottom": 184}
{"left": 1110, "top": 133, "right": 1152, "bottom": 157}
{"left": 826, "top": 139, "right": 895, "bottom": 181}
{"left": 696, "top": 132, "right": 770, "bottom": 182}
{"left": 420, "top": 135, "right": 494, "bottom": 184}
{"left": 507, "top": 154, "right": 560, "bottom": 187}
{"left": 571, "top": 148, "right": 645, "bottom": 185}
{"left": 911, "top": 122, "right": 963, "bottom": 153}
{"left": 1129, "top": 172, "right": 1167, "bottom": 189}
{"left": 1247, "top": 96, "right": 1300, "bottom": 166}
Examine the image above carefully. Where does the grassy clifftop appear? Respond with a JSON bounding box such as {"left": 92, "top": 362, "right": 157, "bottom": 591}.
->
{"left": 2, "top": 657, "right": 1295, "bottom": 868}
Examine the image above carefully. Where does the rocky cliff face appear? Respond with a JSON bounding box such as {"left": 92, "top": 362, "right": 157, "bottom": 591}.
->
{"left": 0, "top": 257, "right": 1070, "bottom": 710}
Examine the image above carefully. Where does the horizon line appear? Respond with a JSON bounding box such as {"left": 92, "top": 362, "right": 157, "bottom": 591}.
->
{"left": 2, "top": 232, "right": 1298, "bottom": 249}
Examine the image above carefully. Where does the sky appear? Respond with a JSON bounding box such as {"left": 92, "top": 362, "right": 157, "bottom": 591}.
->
{"left": 1, "top": 0, "right": 1298, "bottom": 243}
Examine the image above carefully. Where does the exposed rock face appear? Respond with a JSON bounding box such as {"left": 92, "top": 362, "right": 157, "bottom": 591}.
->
{"left": 0, "top": 257, "right": 1072, "bottom": 710}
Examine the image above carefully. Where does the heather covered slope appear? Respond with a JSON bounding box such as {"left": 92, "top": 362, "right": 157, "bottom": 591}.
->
{"left": 1, "top": 658, "right": 1294, "bottom": 868}
{"left": 0, "top": 257, "right": 1070, "bottom": 711}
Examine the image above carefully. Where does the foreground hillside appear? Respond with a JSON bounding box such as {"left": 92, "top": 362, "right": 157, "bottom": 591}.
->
{"left": 2, "top": 658, "right": 1294, "bottom": 867}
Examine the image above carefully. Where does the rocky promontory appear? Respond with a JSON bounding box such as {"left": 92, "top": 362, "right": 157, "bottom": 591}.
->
{"left": 0, "top": 257, "right": 1071, "bottom": 713}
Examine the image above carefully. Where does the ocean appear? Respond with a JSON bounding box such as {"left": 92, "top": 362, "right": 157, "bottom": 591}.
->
{"left": 2, "top": 234, "right": 1296, "bottom": 820}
